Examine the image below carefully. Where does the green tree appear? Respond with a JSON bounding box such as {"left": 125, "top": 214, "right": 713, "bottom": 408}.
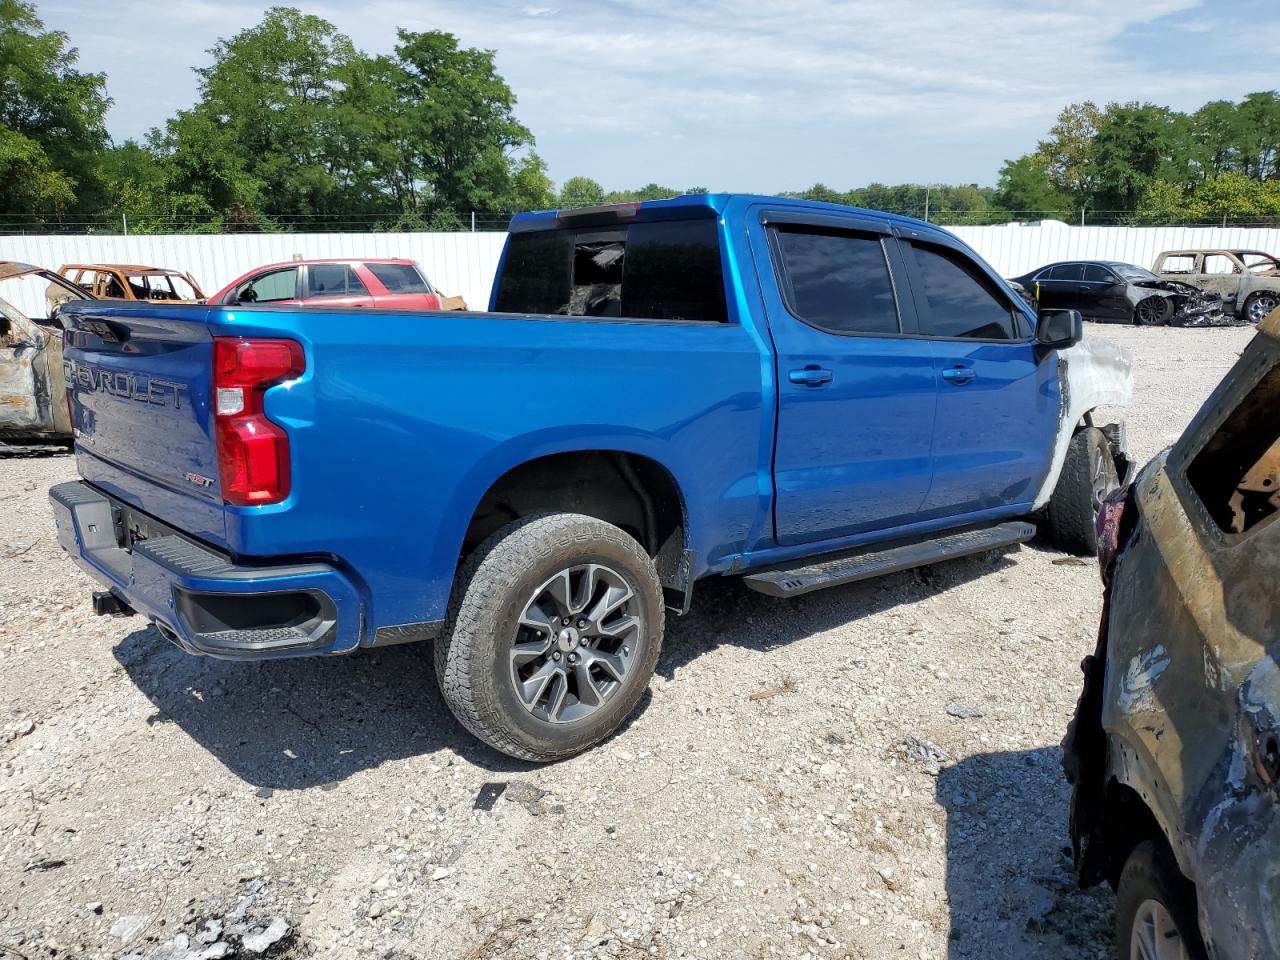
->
{"left": 0, "top": 0, "right": 110, "bottom": 219}
{"left": 1085, "top": 103, "right": 1196, "bottom": 216}
{"left": 507, "top": 152, "right": 554, "bottom": 211}
{"left": 1035, "top": 101, "right": 1103, "bottom": 201}
{"left": 994, "top": 155, "right": 1073, "bottom": 219}
{"left": 1132, "top": 179, "right": 1188, "bottom": 225}
{"left": 557, "top": 175, "right": 605, "bottom": 208}
{"left": 392, "top": 29, "right": 533, "bottom": 214}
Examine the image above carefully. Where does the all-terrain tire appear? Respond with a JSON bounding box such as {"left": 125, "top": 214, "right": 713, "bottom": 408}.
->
{"left": 1243, "top": 290, "right": 1280, "bottom": 325}
{"left": 1047, "top": 427, "right": 1118, "bottom": 556}
{"left": 1115, "top": 839, "right": 1207, "bottom": 960}
{"left": 434, "top": 513, "right": 664, "bottom": 762}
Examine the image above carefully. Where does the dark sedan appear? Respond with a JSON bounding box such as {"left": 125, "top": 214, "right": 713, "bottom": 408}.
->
{"left": 1010, "top": 260, "right": 1223, "bottom": 326}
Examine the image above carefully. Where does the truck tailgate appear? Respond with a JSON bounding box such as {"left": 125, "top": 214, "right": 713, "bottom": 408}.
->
{"left": 61, "top": 302, "right": 228, "bottom": 547}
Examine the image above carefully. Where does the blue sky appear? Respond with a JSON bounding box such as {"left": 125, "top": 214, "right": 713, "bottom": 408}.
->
{"left": 39, "top": 0, "right": 1280, "bottom": 192}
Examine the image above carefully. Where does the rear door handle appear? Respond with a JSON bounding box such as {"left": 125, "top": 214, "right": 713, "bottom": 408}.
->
{"left": 942, "top": 365, "right": 975, "bottom": 385}
{"left": 789, "top": 366, "right": 833, "bottom": 386}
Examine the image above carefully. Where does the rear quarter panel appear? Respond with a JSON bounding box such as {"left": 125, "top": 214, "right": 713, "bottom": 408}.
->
{"left": 206, "top": 305, "right": 769, "bottom": 632}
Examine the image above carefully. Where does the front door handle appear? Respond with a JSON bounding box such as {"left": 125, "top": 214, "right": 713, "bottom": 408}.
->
{"left": 942, "top": 365, "right": 975, "bottom": 385}
{"left": 789, "top": 366, "right": 833, "bottom": 386}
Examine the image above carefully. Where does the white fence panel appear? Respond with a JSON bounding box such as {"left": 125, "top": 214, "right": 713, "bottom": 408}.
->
{"left": 5, "top": 223, "right": 1280, "bottom": 322}
{"left": 0, "top": 232, "right": 508, "bottom": 320}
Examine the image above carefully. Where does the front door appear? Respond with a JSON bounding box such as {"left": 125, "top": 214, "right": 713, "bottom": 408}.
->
{"left": 896, "top": 235, "right": 1057, "bottom": 518}
{"left": 1081, "top": 263, "right": 1131, "bottom": 320}
{"left": 751, "top": 211, "right": 938, "bottom": 546}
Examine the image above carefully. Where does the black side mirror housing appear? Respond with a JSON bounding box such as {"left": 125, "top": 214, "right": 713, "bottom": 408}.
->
{"left": 1036, "top": 308, "right": 1083, "bottom": 349}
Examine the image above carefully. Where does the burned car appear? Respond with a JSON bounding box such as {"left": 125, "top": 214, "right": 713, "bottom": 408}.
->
{"left": 1155, "top": 249, "right": 1280, "bottom": 325}
{"left": 1, "top": 262, "right": 94, "bottom": 441}
{"left": 1063, "top": 307, "right": 1280, "bottom": 959}
{"left": 53, "top": 263, "right": 205, "bottom": 309}
{"left": 1011, "top": 260, "right": 1229, "bottom": 327}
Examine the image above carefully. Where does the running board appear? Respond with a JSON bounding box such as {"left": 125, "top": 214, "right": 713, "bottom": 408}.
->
{"left": 742, "top": 521, "right": 1037, "bottom": 598}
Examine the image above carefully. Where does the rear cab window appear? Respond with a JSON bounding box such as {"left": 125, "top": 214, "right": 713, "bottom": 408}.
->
{"left": 493, "top": 217, "right": 728, "bottom": 323}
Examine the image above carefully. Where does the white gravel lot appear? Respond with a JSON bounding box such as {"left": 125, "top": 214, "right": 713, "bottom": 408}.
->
{"left": 0, "top": 324, "right": 1256, "bottom": 960}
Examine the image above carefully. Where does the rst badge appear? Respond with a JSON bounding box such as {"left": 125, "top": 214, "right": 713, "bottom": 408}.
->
{"left": 185, "top": 473, "right": 214, "bottom": 488}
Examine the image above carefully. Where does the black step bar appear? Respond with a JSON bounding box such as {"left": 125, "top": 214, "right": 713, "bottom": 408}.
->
{"left": 742, "top": 521, "right": 1037, "bottom": 598}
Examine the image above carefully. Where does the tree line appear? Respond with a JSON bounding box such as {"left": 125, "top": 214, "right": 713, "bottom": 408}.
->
{"left": 3, "top": 0, "right": 1280, "bottom": 233}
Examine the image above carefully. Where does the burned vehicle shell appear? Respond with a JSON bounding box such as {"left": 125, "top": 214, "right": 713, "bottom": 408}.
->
{"left": 1063, "top": 309, "right": 1280, "bottom": 959}
{"left": 0, "top": 262, "right": 92, "bottom": 440}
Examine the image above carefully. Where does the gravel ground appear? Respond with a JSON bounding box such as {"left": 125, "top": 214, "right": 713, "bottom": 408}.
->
{"left": 0, "top": 324, "right": 1255, "bottom": 960}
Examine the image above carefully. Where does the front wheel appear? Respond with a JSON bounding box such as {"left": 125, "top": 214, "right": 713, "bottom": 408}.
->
{"left": 1047, "top": 427, "right": 1119, "bottom": 555}
{"left": 1115, "top": 839, "right": 1207, "bottom": 960}
{"left": 1133, "top": 296, "right": 1171, "bottom": 326}
{"left": 1243, "top": 290, "right": 1279, "bottom": 325}
{"left": 435, "top": 513, "right": 664, "bottom": 761}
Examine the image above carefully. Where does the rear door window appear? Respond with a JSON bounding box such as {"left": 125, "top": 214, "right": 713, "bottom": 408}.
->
{"left": 306, "top": 264, "right": 368, "bottom": 298}
{"left": 493, "top": 218, "right": 728, "bottom": 323}
{"left": 770, "top": 227, "right": 900, "bottom": 335}
{"left": 906, "top": 242, "right": 1018, "bottom": 340}
{"left": 365, "top": 262, "right": 431, "bottom": 294}
{"left": 1048, "top": 263, "right": 1084, "bottom": 281}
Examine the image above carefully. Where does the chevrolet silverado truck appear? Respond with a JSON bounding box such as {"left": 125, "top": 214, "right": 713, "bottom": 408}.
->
{"left": 50, "top": 194, "right": 1134, "bottom": 761}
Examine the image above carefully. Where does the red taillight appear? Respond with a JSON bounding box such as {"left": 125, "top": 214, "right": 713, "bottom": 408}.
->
{"left": 212, "top": 337, "right": 304, "bottom": 506}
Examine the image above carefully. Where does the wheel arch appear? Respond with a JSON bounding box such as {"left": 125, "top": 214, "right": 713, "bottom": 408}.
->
{"left": 441, "top": 437, "right": 694, "bottom": 610}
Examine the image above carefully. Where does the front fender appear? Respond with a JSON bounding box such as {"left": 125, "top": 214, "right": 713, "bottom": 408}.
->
{"left": 1032, "top": 336, "right": 1134, "bottom": 509}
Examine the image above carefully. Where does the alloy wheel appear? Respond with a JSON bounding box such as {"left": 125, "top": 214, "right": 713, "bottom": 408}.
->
{"left": 1130, "top": 899, "right": 1191, "bottom": 960}
{"left": 1248, "top": 293, "right": 1278, "bottom": 324}
{"left": 509, "top": 563, "right": 643, "bottom": 724}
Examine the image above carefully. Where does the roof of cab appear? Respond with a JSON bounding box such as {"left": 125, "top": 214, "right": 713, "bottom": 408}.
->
{"left": 509, "top": 193, "right": 945, "bottom": 234}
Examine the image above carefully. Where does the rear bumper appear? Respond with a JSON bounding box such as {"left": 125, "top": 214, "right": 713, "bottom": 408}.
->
{"left": 50, "top": 481, "right": 363, "bottom": 659}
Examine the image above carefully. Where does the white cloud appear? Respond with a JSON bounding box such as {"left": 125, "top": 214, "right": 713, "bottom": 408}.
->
{"left": 38, "top": 0, "right": 1279, "bottom": 190}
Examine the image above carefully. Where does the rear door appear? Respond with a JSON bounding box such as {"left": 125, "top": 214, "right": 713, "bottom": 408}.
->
{"left": 897, "top": 232, "right": 1056, "bottom": 518}
{"left": 1034, "top": 263, "right": 1083, "bottom": 311}
{"left": 303, "top": 263, "right": 376, "bottom": 308}
{"left": 750, "top": 209, "right": 938, "bottom": 545}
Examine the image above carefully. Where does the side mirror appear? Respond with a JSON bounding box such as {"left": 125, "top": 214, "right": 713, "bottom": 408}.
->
{"left": 1036, "top": 308, "right": 1083, "bottom": 349}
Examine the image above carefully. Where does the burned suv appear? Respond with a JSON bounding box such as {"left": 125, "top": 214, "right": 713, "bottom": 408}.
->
{"left": 1155, "top": 249, "right": 1280, "bottom": 325}
{"left": 1063, "top": 308, "right": 1280, "bottom": 959}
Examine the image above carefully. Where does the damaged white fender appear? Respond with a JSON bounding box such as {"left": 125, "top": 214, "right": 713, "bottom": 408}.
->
{"left": 1032, "top": 335, "right": 1134, "bottom": 510}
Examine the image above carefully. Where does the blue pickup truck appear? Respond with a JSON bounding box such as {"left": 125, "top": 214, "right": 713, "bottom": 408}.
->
{"left": 50, "top": 194, "right": 1133, "bottom": 760}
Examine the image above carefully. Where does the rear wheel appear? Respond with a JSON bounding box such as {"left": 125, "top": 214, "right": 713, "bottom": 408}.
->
{"left": 1243, "top": 290, "right": 1279, "bottom": 325}
{"left": 1047, "top": 427, "right": 1118, "bottom": 555}
{"left": 434, "top": 513, "right": 664, "bottom": 761}
{"left": 1115, "top": 839, "right": 1206, "bottom": 960}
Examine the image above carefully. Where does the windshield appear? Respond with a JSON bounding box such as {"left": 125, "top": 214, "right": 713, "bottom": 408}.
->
{"left": 1114, "top": 264, "right": 1159, "bottom": 282}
